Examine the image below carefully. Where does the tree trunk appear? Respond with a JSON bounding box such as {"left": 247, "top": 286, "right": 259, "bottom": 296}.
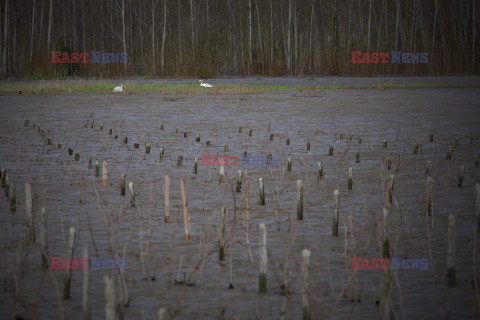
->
{"left": 377, "top": 0, "right": 384, "bottom": 51}
{"left": 395, "top": 0, "right": 400, "bottom": 50}
{"left": 255, "top": 0, "right": 263, "bottom": 73}
{"left": 152, "top": 0, "right": 156, "bottom": 74}
{"left": 82, "top": 0, "right": 86, "bottom": 53}
{"left": 473, "top": 0, "right": 476, "bottom": 70}
{"left": 138, "top": 0, "right": 143, "bottom": 65}
{"left": 122, "top": 0, "right": 127, "bottom": 74}
{"left": 30, "top": 0, "right": 35, "bottom": 60}
{"left": 367, "top": 0, "right": 372, "bottom": 52}
{"left": 206, "top": 0, "right": 209, "bottom": 29}
{"left": 177, "top": 0, "right": 181, "bottom": 75}
{"left": 309, "top": 0, "right": 314, "bottom": 72}
{"left": 248, "top": 0, "right": 252, "bottom": 74}
{"left": 270, "top": 0, "right": 273, "bottom": 75}
{"left": 40, "top": 0, "right": 44, "bottom": 45}
{"left": 72, "top": 0, "right": 76, "bottom": 52}
{"left": 161, "top": 0, "right": 166, "bottom": 75}
{"left": 294, "top": 0, "right": 297, "bottom": 73}
{"left": 47, "top": 0, "right": 52, "bottom": 53}
{"left": 190, "top": 0, "right": 195, "bottom": 73}
{"left": 287, "top": 0, "right": 291, "bottom": 73}
{"left": 3, "top": 0, "right": 8, "bottom": 76}
{"left": 228, "top": 0, "right": 238, "bottom": 73}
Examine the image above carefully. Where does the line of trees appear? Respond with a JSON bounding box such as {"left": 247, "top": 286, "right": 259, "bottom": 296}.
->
{"left": 0, "top": 0, "right": 478, "bottom": 78}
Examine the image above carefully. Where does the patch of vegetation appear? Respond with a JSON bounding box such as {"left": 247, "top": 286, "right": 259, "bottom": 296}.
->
{"left": 0, "top": 81, "right": 475, "bottom": 96}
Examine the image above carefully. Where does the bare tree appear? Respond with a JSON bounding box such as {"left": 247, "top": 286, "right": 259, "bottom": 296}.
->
{"left": 30, "top": 0, "right": 35, "bottom": 60}
{"left": 3, "top": 0, "right": 8, "bottom": 76}
{"left": 190, "top": 0, "right": 195, "bottom": 72}
{"left": 161, "top": 0, "right": 166, "bottom": 74}
{"left": 47, "top": 0, "right": 52, "bottom": 53}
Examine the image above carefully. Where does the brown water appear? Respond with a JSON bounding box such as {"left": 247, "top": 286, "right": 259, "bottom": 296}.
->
{"left": 0, "top": 81, "right": 479, "bottom": 319}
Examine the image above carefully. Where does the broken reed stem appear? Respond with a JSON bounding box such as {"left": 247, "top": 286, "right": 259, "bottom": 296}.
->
{"left": 379, "top": 268, "right": 393, "bottom": 319}
{"left": 297, "top": 180, "right": 304, "bottom": 220}
{"left": 306, "top": 142, "right": 310, "bottom": 151}
{"left": 25, "top": 183, "right": 35, "bottom": 244}
{"left": 301, "top": 249, "right": 311, "bottom": 320}
{"left": 88, "top": 158, "right": 92, "bottom": 169}
{"left": 286, "top": 138, "right": 290, "bottom": 146}
{"left": 177, "top": 156, "right": 183, "bottom": 166}
{"left": 180, "top": 178, "right": 191, "bottom": 240}
{"left": 317, "top": 162, "right": 323, "bottom": 180}
{"left": 332, "top": 190, "right": 339, "bottom": 236}
{"left": 104, "top": 275, "right": 115, "bottom": 320}
{"left": 146, "top": 144, "right": 151, "bottom": 154}
{"left": 474, "top": 156, "right": 479, "bottom": 168}
{"left": 259, "top": 178, "right": 265, "bottom": 205}
{"left": 329, "top": 146, "right": 333, "bottom": 156}
{"left": 83, "top": 244, "right": 91, "bottom": 320}
{"left": 219, "top": 165, "right": 224, "bottom": 182}
{"left": 447, "top": 214, "right": 456, "bottom": 286}
{"left": 356, "top": 151, "right": 360, "bottom": 163}
{"left": 157, "top": 308, "right": 171, "bottom": 320}
{"left": 5, "top": 176, "right": 9, "bottom": 198}
{"left": 259, "top": 223, "right": 267, "bottom": 293}
{"left": 0, "top": 168, "right": 5, "bottom": 187}
{"left": 383, "top": 140, "right": 387, "bottom": 148}
{"left": 382, "top": 208, "right": 390, "bottom": 259}
{"left": 128, "top": 182, "right": 135, "bottom": 207}
{"left": 475, "top": 183, "right": 480, "bottom": 232}
{"left": 9, "top": 181, "right": 16, "bottom": 212}
{"left": 387, "top": 175, "right": 395, "bottom": 207}
{"left": 95, "top": 162, "right": 99, "bottom": 177}
{"left": 426, "top": 176, "right": 433, "bottom": 217}
{"left": 102, "top": 161, "right": 107, "bottom": 186}
{"left": 164, "top": 176, "right": 170, "bottom": 223}
{"left": 425, "top": 160, "right": 432, "bottom": 178}
{"left": 63, "top": 227, "right": 76, "bottom": 300}
{"left": 219, "top": 206, "right": 228, "bottom": 263}
{"left": 457, "top": 166, "right": 464, "bottom": 188}
{"left": 120, "top": 174, "right": 126, "bottom": 196}
{"left": 40, "top": 207, "right": 49, "bottom": 269}
{"left": 447, "top": 148, "right": 452, "bottom": 160}
{"left": 476, "top": 183, "right": 480, "bottom": 232}
{"left": 236, "top": 170, "right": 243, "bottom": 193}
{"left": 287, "top": 157, "right": 292, "bottom": 171}
{"left": 348, "top": 167, "right": 353, "bottom": 190}
{"left": 160, "top": 148, "right": 165, "bottom": 160}
{"left": 194, "top": 158, "right": 198, "bottom": 174}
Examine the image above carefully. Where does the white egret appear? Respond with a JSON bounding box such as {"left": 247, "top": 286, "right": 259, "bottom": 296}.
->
{"left": 113, "top": 85, "right": 124, "bottom": 92}
{"left": 199, "top": 80, "right": 213, "bottom": 88}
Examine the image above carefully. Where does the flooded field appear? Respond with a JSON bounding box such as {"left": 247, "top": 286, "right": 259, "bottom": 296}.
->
{"left": 0, "top": 83, "right": 479, "bottom": 319}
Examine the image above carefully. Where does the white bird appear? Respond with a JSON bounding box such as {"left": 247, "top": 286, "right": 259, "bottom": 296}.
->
{"left": 113, "top": 85, "right": 124, "bottom": 92}
{"left": 199, "top": 80, "right": 212, "bottom": 88}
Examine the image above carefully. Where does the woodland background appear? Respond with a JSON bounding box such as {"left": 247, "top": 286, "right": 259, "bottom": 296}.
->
{"left": 0, "top": 0, "right": 478, "bottom": 78}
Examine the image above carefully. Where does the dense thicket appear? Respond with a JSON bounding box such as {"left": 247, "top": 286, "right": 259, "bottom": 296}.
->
{"left": 0, "top": 0, "right": 478, "bottom": 78}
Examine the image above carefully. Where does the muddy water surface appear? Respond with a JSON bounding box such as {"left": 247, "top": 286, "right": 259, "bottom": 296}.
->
{"left": 0, "top": 84, "right": 479, "bottom": 319}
